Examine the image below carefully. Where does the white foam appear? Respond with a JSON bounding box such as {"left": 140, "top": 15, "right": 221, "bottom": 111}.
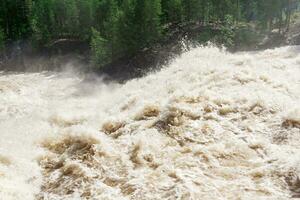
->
{"left": 0, "top": 45, "right": 299, "bottom": 199}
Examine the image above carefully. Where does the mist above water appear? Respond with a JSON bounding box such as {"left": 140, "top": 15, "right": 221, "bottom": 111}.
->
{"left": 0, "top": 45, "right": 300, "bottom": 200}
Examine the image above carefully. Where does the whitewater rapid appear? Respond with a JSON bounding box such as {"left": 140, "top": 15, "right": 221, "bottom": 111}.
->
{"left": 0, "top": 46, "right": 300, "bottom": 200}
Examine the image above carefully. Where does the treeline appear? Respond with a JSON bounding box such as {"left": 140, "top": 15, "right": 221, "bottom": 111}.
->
{"left": 0, "top": 0, "right": 299, "bottom": 66}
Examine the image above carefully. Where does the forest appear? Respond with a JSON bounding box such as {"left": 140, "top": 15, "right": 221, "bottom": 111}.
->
{"left": 0, "top": 0, "right": 299, "bottom": 67}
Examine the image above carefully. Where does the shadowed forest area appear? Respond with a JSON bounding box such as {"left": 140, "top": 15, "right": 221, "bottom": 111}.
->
{"left": 0, "top": 0, "right": 300, "bottom": 74}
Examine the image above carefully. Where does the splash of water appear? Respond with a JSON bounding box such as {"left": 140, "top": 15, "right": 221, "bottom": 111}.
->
{"left": 0, "top": 45, "right": 300, "bottom": 200}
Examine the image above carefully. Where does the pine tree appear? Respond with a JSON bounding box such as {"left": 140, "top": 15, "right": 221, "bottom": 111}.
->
{"left": 91, "top": 0, "right": 121, "bottom": 66}
{"left": 91, "top": 28, "right": 111, "bottom": 67}
{"left": 118, "top": 0, "right": 138, "bottom": 54}
{"left": 0, "top": 27, "right": 4, "bottom": 50}
{"left": 162, "top": 0, "right": 183, "bottom": 24}
{"left": 65, "top": 0, "right": 79, "bottom": 36}
{"left": 31, "top": 0, "right": 55, "bottom": 45}
{"left": 182, "top": 0, "right": 202, "bottom": 22}
{"left": 134, "top": 0, "right": 162, "bottom": 47}
{"left": 76, "top": 0, "right": 96, "bottom": 40}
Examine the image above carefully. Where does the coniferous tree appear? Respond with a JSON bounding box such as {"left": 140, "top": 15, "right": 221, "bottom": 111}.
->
{"left": 182, "top": 0, "right": 203, "bottom": 22}
{"left": 91, "top": 0, "right": 121, "bottom": 66}
{"left": 0, "top": 0, "right": 31, "bottom": 41}
{"left": 0, "top": 27, "right": 4, "bottom": 50}
{"left": 118, "top": 0, "right": 138, "bottom": 54}
{"left": 91, "top": 28, "right": 111, "bottom": 66}
{"left": 31, "top": 0, "right": 55, "bottom": 45}
{"left": 76, "top": 0, "right": 96, "bottom": 40}
{"left": 162, "top": 0, "right": 183, "bottom": 24}
{"left": 134, "top": 0, "right": 162, "bottom": 47}
{"left": 101, "top": 0, "right": 121, "bottom": 59}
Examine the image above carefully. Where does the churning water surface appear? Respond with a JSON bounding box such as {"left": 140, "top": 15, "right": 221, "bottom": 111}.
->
{"left": 0, "top": 46, "right": 300, "bottom": 200}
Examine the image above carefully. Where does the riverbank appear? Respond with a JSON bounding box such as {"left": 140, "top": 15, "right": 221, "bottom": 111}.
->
{"left": 0, "top": 22, "right": 299, "bottom": 82}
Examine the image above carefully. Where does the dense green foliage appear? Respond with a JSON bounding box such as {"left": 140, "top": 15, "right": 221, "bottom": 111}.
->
{"left": 0, "top": 0, "right": 299, "bottom": 66}
{"left": 0, "top": 0, "right": 31, "bottom": 41}
{"left": 0, "top": 28, "right": 4, "bottom": 50}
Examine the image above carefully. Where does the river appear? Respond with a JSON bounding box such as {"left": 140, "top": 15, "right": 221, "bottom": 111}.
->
{"left": 0, "top": 45, "right": 300, "bottom": 199}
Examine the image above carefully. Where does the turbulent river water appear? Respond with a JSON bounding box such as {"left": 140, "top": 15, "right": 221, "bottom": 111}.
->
{"left": 0, "top": 46, "right": 300, "bottom": 200}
